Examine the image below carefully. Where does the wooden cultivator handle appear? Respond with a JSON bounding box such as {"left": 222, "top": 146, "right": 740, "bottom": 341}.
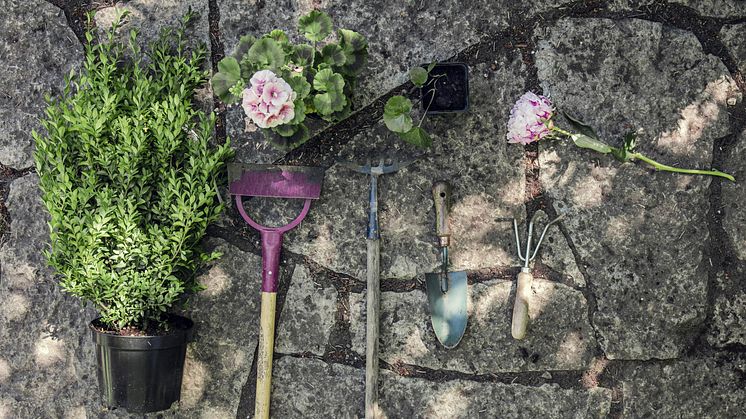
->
{"left": 511, "top": 270, "right": 532, "bottom": 340}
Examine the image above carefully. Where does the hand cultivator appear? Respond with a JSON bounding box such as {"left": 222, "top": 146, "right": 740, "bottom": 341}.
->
{"left": 510, "top": 212, "right": 565, "bottom": 340}
{"left": 341, "top": 156, "right": 416, "bottom": 419}
{"left": 228, "top": 164, "right": 324, "bottom": 419}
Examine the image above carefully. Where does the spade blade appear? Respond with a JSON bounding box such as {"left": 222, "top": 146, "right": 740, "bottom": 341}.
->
{"left": 425, "top": 271, "right": 468, "bottom": 349}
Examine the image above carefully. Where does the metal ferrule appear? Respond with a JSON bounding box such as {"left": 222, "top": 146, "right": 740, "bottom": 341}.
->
{"left": 366, "top": 175, "right": 380, "bottom": 240}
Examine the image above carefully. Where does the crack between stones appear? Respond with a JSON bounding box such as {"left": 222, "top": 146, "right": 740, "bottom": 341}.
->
{"left": 0, "top": 166, "right": 36, "bottom": 243}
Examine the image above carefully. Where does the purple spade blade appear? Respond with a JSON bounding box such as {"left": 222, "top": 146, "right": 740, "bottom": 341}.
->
{"left": 228, "top": 164, "right": 324, "bottom": 199}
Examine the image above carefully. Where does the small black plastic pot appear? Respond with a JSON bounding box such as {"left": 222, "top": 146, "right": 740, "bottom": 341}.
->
{"left": 421, "top": 62, "right": 470, "bottom": 114}
{"left": 89, "top": 315, "right": 193, "bottom": 413}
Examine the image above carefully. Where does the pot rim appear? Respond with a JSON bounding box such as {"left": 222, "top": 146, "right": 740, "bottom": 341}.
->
{"left": 89, "top": 314, "right": 194, "bottom": 350}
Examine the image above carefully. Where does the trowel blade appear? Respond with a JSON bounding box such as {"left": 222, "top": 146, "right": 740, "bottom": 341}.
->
{"left": 425, "top": 271, "right": 468, "bottom": 349}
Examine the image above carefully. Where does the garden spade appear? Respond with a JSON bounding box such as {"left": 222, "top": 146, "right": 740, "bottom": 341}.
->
{"left": 228, "top": 164, "right": 324, "bottom": 419}
{"left": 425, "top": 181, "right": 467, "bottom": 349}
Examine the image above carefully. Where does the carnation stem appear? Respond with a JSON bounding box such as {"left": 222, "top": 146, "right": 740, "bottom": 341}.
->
{"left": 549, "top": 126, "right": 735, "bottom": 182}
{"left": 629, "top": 152, "right": 735, "bottom": 182}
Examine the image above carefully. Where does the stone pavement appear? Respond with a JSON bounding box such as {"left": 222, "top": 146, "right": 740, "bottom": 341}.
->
{"left": 1, "top": 0, "right": 746, "bottom": 418}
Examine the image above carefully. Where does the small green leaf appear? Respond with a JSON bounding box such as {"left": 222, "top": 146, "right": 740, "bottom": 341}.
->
{"left": 268, "top": 29, "right": 289, "bottom": 44}
{"left": 322, "top": 44, "right": 346, "bottom": 66}
{"left": 273, "top": 123, "right": 298, "bottom": 137}
{"left": 398, "top": 127, "right": 432, "bottom": 148}
{"left": 383, "top": 96, "right": 413, "bottom": 133}
{"left": 289, "top": 100, "right": 306, "bottom": 124}
{"left": 337, "top": 29, "right": 368, "bottom": 76}
{"left": 563, "top": 112, "right": 599, "bottom": 141}
{"left": 427, "top": 62, "right": 437, "bottom": 73}
{"left": 313, "top": 91, "right": 346, "bottom": 115}
{"left": 211, "top": 57, "right": 242, "bottom": 103}
{"left": 313, "top": 68, "right": 345, "bottom": 92}
{"left": 610, "top": 132, "right": 637, "bottom": 162}
{"left": 287, "top": 75, "right": 311, "bottom": 99}
{"left": 268, "top": 123, "right": 310, "bottom": 149}
{"left": 292, "top": 44, "right": 315, "bottom": 67}
{"left": 338, "top": 29, "right": 367, "bottom": 52}
{"left": 217, "top": 56, "right": 241, "bottom": 79}
{"left": 232, "top": 35, "right": 256, "bottom": 60}
{"left": 571, "top": 133, "right": 613, "bottom": 154}
{"left": 247, "top": 38, "right": 285, "bottom": 71}
{"left": 409, "top": 67, "right": 428, "bottom": 87}
{"left": 298, "top": 10, "right": 333, "bottom": 42}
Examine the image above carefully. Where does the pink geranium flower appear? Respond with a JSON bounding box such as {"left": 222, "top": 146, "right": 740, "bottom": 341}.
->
{"left": 242, "top": 70, "right": 296, "bottom": 129}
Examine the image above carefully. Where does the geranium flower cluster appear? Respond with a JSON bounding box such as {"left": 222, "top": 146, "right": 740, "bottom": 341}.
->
{"left": 242, "top": 70, "right": 296, "bottom": 129}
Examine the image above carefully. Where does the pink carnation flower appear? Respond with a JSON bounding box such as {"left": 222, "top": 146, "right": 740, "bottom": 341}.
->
{"left": 507, "top": 92, "right": 554, "bottom": 145}
{"left": 242, "top": 70, "right": 296, "bottom": 129}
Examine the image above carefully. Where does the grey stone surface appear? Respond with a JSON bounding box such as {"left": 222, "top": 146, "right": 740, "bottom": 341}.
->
{"left": 534, "top": 210, "right": 586, "bottom": 287}
{"left": 95, "top": 0, "right": 209, "bottom": 49}
{"left": 271, "top": 356, "right": 364, "bottom": 419}
{"left": 174, "top": 237, "right": 262, "bottom": 417}
{"left": 708, "top": 266, "right": 746, "bottom": 347}
{"left": 722, "top": 130, "right": 746, "bottom": 261}
{"left": 350, "top": 279, "right": 597, "bottom": 373}
{"left": 0, "top": 175, "right": 52, "bottom": 290}
{"left": 379, "top": 371, "right": 612, "bottom": 418}
{"left": 670, "top": 0, "right": 746, "bottom": 17}
{"left": 722, "top": 24, "right": 746, "bottom": 86}
{"left": 536, "top": 18, "right": 738, "bottom": 359}
{"left": 623, "top": 355, "right": 746, "bottom": 418}
{"left": 0, "top": 1, "right": 80, "bottom": 168}
{"left": 285, "top": 60, "right": 526, "bottom": 279}
{"left": 0, "top": 175, "right": 99, "bottom": 418}
{"left": 276, "top": 264, "right": 338, "bottom": 355}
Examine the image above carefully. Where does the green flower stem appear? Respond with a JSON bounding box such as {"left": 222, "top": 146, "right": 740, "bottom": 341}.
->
{"left": 629, "top": 152, "right": 735, "bottom": 182}
{"left": 550, "top": 126, "right": 573, "bottom": 137}
{"left": 549, "top": 126, "right": 735, "bottom": 182}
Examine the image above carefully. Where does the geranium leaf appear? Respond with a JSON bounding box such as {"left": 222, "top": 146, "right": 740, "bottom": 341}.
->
{"left": 337, "top": 29, "right": 368, "bottom": 76}
{"left": 273, "top": 123, "right": 298, "bottom": 137}
{"left": 211, "top": 57, "right": 242, "bottom": 103}
{"left": 247, "top": 38, "right": 285, "bottom": 71}
{"left": 268, "top": 29, "right": 289, "bottom": 44}
{"left": 287, "top": 75, "right": 311, "bottom": 99}
{"left": 322, "top": 44, "right": 346, "bottom": 66}
{"left": 232, "top": 35, "right": 256, "bottom": 60}
{"left": 269, "top": 124, "right": 310, "bottom": 150}
{"left": 398, "top": 127, "right": 432, "bottom": 148}
{"left": 409, "top": 67, "right": 428, "bottom": 87}
{"left": 383, "top": 96, "right": 413, "bottom": 133}
{"left": 292, "top": 44, "right": 315, "bottom": 67}
{"left": 313, "top": 68, "right": 345, "bottom": 92}
{"left": 298, "top": 10, "right": 333, "bottom": 42}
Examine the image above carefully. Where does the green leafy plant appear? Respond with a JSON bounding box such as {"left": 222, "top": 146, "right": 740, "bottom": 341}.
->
{"left": 212, "top": 10, "right": 368, "bottom": 149}
{"left": 33, "top": 12, "right": 234, "bottom": 332}
{"left": 383, "top": 63, "right": 439, "bottom": 148}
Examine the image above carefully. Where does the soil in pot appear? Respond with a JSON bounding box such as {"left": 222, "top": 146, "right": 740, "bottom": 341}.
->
{"left": 421, "top": 63, "right": 470, "bottom": 113}
{"left": 90, "top": 315, "right": 193, "bottom": 413}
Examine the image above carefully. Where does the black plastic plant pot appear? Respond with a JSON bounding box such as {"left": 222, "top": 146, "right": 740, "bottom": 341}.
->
{"left": 421, "top": 62, "right": 470, "bottom": 114}
{"left": 89, "top": 315, "right": 193, "bottom": 413}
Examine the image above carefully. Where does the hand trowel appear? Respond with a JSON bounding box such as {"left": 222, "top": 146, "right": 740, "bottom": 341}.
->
{"left": 425, "top": 181, "right": 468, "bottom": 349}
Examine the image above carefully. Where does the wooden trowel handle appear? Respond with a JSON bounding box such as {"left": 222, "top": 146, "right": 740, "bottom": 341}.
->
{"left": 433, "top": 181, "right": 451, "bottom": 247}
{"left": 511, "top": 271, "right": 532, "bottom": 340}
